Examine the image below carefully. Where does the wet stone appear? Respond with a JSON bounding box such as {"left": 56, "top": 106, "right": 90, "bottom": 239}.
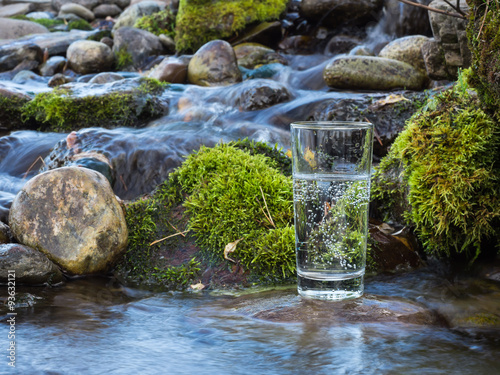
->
{"left": 323, "top": 55, "right": 427, "bottom": 91}
{"left": 187, "top": 40, "right": 242, "bottom": 87}
{"left": 216, "top": 289, "right": 442, "bottom": 326}
{"left": 39, "top": 55, "right": 67, "bottom": 76}
{"left": 8, "top": 166, "right": 128, "bottom": 275}
{"left": 67, "top": 40, "right": 114, "bottom": 74}
{"left": 232, "top": 78, "right": 291, "bottom": 111}
{"left": 0, "top": 243, "right": 63, "bottom": 285}
{"left": 0, "top": 221, "right": 11, "bottom": 244}
{"left": 234, "top": 42, "right": 287, "bottom": 70}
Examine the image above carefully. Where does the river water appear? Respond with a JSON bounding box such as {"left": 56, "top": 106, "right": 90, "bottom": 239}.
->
{"left": 2, "top": 6, "right": 500, "bottom": 374}
{"left": 6, "top": 266, "right": 500, "bottom": 374}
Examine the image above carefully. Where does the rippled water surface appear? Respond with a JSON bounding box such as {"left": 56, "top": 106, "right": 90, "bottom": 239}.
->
{"left": 6, "top": 268, "right": 500, "bottom": 375}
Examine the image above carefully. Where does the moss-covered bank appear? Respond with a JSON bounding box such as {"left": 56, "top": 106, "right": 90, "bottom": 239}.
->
{"left": 372, "top": 69, "right": 500, "bottom": 261}
{"left": 174, "top": 0, "right": 288, "bottom": 52}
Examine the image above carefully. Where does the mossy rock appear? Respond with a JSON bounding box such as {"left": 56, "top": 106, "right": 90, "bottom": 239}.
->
{"left": 20, "top": 78, "right": 168, "bottom": 132}
{"left": 116, "top": 140, "right": 296, "bottom": 288}
{"left": 174, "top": 0, "right": 288, "bottom": 53}
{"left": 372, "top": 69, "right": 500, "bottom": 261}
{"left": 134, "top": 8, "right": 176, "bottom": 37}
{"left": 467, "top": 0, "right": 500, "bottom": 121}
{"left": 0, "top": 90, "right": 34, "bottom": 131}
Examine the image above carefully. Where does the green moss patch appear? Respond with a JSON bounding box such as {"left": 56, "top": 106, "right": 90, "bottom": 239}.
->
{"left": 372, "top": 69, "right": 500, "bottom": 260}
{"left": 467, "top": 1, "right": 500, "bottom": 121}
{"left": 174, "top": 142, "right": 295, "bottom": 281}
{"left": 118, "top": 140, "right": 297, "bottom": 289}
{"left": 175, "top": 0, "right": 288, "bottom": 52}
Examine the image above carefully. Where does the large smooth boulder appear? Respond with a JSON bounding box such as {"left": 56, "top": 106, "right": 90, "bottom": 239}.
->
{"left": 0, "top": 18, "right": 49, "bottom": 40}
{"left": 323, "top": 56, "right": 427, "bottom": 91}
{"left": 378, "top": 35, "right": 430, "bottom": 76}
{"left": 9, "top": 167, "right": 128, "bottom": 275}
{"left": 67, "top": 40, "right": 114, "bottom": 74}
{"left": 0, "top": 244, "right": 63, "bottom": 284}
{"left": 187, "top": 40, "right": 242, "bottom": 86}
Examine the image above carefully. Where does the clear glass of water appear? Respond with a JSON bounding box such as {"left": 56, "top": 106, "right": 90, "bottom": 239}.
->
{"left": 291, "top": 121, "right": 374, "bottom": 301}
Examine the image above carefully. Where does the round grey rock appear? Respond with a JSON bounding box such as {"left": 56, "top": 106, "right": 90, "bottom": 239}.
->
{"left": 188, "top": 40, "right": 242, "bottom": 87}
{"left": 67, "top": 40, "right": 114, "bottom": 74}
{"left": 93, "top": 3, "right": 122, "bottom": 18}
{"left": 59, "top": 3, "right": 95, "bottom": 21}
{"left": 0, "top": 244, "right": 63, "bottom": 285}
{"left": 323, "top": 55, "right": 427, "bottom": 91}
{"left": 9, "top": 167, "right": 128, "bottom": 275}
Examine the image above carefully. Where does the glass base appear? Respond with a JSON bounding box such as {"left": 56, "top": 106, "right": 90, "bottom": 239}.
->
{"left": 297, "top": 273, "right": 364, "bottom": 301}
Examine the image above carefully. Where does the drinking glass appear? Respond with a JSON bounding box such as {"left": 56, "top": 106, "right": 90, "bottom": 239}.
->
{"left": 291, "top": 121, "right": 374, "bottom": 300}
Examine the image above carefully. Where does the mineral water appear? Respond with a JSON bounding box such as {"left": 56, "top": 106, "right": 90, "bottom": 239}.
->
{"left": 293, "top": 173, "right": 370, "bottom": 300}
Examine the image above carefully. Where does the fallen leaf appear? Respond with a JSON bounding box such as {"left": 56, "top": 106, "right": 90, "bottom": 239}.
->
{"left": 224, "top": 238, "right": 243, "bottom": 263}
{"left": 304, "top": 147, "right": 317, "bottom": 169}
{"left": 369, "top": 94, "right": 409, "bottom": 111}
{"left": 190, "top": 282, "right": 205, "bottom": 291}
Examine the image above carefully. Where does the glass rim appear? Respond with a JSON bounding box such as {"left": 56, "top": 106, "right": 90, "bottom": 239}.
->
{"left": 290, "top": 121, "right": 373, "bottom": 130}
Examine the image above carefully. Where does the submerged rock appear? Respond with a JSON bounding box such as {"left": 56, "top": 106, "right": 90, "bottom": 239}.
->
{"left": 219, "top": 289, "right": 441, "bottom": 326}
{"left": 187, "top": 40, "right": 242, "bottom": 86}
{"left": 323, "top": 56, "right": 427, "bottom": 91}
{"left": 9, "top": 167, "right": 128, "bottom": 275}
{"left": 0, "top": 243, "right": 64, "bottom": 284}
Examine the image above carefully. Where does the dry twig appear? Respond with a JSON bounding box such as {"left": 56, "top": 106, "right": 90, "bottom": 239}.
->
{"left": 149, "top": 230, "right": 190, "bottom": 246}
{"left": 23, "top": 156, "right": 46, "bottom": 179}
{"left": 257, "top": 186, "right": 276, "bottom": 228}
